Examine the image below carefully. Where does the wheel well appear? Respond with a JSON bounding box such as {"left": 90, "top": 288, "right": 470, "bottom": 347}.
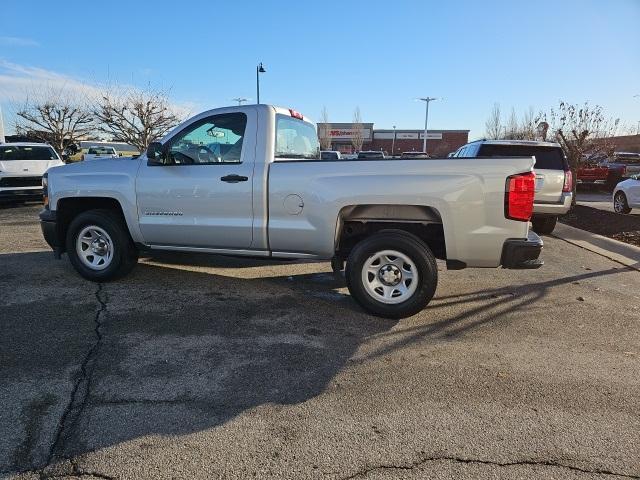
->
{"left": 337, "top": 221, "right": 446, "bottom": 260}
{"left": 336, "top": 205, "right": 446, "bottom": 260}
{"left": 55, "top": 197, "right": 126, "bottom": 252}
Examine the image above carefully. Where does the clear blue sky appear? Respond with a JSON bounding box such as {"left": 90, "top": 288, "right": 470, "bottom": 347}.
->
{"left": 1, "top": 0, "right": 639, "bottom": 138}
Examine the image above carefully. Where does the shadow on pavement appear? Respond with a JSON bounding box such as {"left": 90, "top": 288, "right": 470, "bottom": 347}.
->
{"left": 0, "top": 250, "right": 627, "bottom": 475}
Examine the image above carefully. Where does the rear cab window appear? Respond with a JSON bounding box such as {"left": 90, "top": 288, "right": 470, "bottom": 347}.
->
{"left": 88, "top": 147, "right": 116, "bottom": 155}
{"left": 275, "top": 115, "right": 320, "bottom": 160}
{"left": 477, "top": 144, "right": 567, "bottom": 170}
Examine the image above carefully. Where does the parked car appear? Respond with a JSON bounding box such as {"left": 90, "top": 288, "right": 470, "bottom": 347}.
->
{"left": 40, "top": 104, "right": 542, "bottom": 319}
{"left": 401, "top": 152, "right": 430, "bottom": 159}
{"left": 452, "top": 139, "right": 572, "bottom": 234}
{"left": 357, "top": 150, "right": 385, "bottom": 159}
{"left": 83, "top": 146, "right": 119, "bottom": 161}
{"left": 320, "top": 150, "right": 341, "bottom": 160}
{"left": 613, "top": 175, "right": 640, "bottom": 214}
{"left": 602, "top": 152, "right": 640, "bottom": 190}
{"left": 0, "top": 143, "right": 64, "bottom": 202}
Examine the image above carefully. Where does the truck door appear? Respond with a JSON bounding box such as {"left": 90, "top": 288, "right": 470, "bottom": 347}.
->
{"left": 136, "top": 110, "right": 256, "bottom": 249}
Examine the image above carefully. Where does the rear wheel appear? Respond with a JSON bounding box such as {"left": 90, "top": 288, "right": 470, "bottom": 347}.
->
{"left": 531, "top": 215, "right": 557, "bottom": 235}
{"left": 614, "top": 191, "right": 631, "bottom": 214}
{"left": 66, "top": 209, "right": 138, "bottom": 281}
{"left": 345, "top": 230, "right": 438, "bottom": 319}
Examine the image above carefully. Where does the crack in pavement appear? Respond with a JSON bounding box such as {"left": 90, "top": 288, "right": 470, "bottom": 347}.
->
{"left": 42, "top": 283, "right": 108, "bottom": 474}
{"left": 337, "top": 454, "right": 640, "bottom": 479}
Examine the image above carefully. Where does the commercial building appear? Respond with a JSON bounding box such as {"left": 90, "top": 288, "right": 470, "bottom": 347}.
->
{"left": 318, "top": 123, "right": 469, "bottom": 156}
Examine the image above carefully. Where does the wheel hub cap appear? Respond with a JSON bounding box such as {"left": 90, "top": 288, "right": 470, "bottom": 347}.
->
{"left": 378, "top": 264, "right": 402, "bottom": 286}
{"left": 91, "top": 238, "right": 109, "bottom": 255}
{"left": 76, "top": 225, "right": 114, "bottom": 271}
{"left": 361, "top": 250, "right": 419, "bottom": 305}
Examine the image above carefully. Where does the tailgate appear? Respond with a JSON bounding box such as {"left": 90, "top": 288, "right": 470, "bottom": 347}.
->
{"left": 534, "top": 168, "right": 564, "bottom": 203}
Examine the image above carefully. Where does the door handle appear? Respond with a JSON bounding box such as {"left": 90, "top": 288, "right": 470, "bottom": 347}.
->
{"left": 220, "top": 174, "right": 248, "bottom": 183}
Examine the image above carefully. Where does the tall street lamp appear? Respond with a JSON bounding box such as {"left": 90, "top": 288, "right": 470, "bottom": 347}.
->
{"left": 635, "top": 95, "right": 640, "bottom": 134}
{"left": 418, "top": 97, "right": 438, "bottom": 153}
{"left": 233, "top": 97, "right": 249, "bottom": 106}
{"left": 256, "top": 62, "right": 266, "bottom": 104}
{"left": 392, "top": 125, "right": 397, "bottom": 156}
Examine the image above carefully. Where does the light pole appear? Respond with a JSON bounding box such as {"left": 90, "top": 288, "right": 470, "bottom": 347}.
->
{"left": 635, "top": 95, "right": 640, "bottom": 135}
{"left": 391, "top": 125, "right": 397, "bottom": 156}
{"left": 233, "top": 97, "right": 249, "bottom": 106}
{"left": 256, "top": 62, "right": 266, "bottom": 104}
{"left": 418, "top": 97, "right": 438, "bottom": 153}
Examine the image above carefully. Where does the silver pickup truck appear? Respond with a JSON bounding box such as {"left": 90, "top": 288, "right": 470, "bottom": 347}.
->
{"left": 40, "top": 104, "right": 542, "bottom": 318}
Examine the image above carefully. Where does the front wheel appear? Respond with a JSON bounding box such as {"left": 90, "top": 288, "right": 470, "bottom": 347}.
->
{"left": 345, "top": 230, "right": 438, "bottom": 319}
{"left": 531, "top": 216, "right": 557, "bottom": 235}
{"left": 614, "top": 191, "right": 632, "bottom": 214}
{"left": 66, "top": 209, "right": 138, "bottom": 281}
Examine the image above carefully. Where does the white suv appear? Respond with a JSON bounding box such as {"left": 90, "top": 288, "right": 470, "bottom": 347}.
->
{"left": 453, "top": 140, "right": 573, "bottom": 234}
{"left": 0, "top": 143, "right": 64, "bottom": 202}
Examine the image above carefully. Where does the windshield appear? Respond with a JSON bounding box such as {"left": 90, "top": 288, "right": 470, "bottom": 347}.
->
{"left": 0, "top": 145, "right": 58, "bottom": 160}
{"left": 478, "top": 144, "right": 566, "bottom": 170}
{"left": 88, "top": 147, "right": 116, "bottom": 154}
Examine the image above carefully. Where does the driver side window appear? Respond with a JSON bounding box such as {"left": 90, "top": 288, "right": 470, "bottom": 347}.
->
{"left": 166, "top": 112, "right": 247, "bottom": 165}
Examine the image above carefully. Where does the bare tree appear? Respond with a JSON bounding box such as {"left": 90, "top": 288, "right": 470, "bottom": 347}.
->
{"left": 520, "top": 106, "right": 537, "bottom": 140}
{"left": 485, "top": 103, "right": 502, "bottom": 139}
{"left": 540, "top": 101, "right": 620, "bottom": 201}
{"left": 94, "top": 86, "right": 182, "bottom": 151}
{"left": 318, "top": 106, "right": 332, "bottom": 150}
{"left": 351, "top": 107, "right": 364, "bottom": 152}
{"left": 505, "top": 107, "right": 519, "bottom": 139}
{"left": 15, "top": 87, "right": 94, "bottom": 154}
{"left": 485, "top": 104, "right": 538, "bottom": 140}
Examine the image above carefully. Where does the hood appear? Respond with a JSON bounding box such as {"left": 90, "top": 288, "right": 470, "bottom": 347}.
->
{"left": 0, "top": 159, "right": 64, "bottom": 175}
{"left": 48, "top": 156, "right": 141, "bottom": 177}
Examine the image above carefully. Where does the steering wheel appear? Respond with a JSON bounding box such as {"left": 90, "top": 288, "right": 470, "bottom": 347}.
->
{"left": 195, "top": 145, "right": 223, "bottom": 163}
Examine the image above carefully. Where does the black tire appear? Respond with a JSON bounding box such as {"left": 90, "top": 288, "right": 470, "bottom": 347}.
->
{"left": 614, "top": 191, "right": 632, "bottom": 214}
{"left": 66, "top": 209, "right": 138, "bottom": 281}
{"left": 345, "top": 230, "right": 438, "bottom": 319}
{"left": 531, "top": 216, "right": 557, "bottom": 235}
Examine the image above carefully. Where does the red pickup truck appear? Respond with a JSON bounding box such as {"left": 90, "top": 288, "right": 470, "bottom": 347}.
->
{"left": 577, "top": 161, "right": 609, "bottom": 187}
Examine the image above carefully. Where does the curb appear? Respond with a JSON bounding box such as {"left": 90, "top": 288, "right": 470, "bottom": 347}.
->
{"left": 552, "top": 222, "right": 640, "bottom": 271}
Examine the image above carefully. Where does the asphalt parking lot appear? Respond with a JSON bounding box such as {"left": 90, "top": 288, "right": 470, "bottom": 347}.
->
{"left": 1, "top": 203, "right": 639, "bottom": 480}
{"left": 577, "top": 190, "right": 640, "bottom": 216}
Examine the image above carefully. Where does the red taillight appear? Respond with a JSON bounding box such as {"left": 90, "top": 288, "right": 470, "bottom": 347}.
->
{"left": 562, "top": 170, "right": 573, "bottom": 192}
{"left": 289, "top": 109, "right": 303, "bottom": 120}
{"left": 505, "top": 171, "right": 535, "bottom": 221}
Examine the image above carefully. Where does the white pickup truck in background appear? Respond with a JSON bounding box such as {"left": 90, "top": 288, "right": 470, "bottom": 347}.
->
{"left": 40, "top": 104, "right": 542, "bottom": 318}
{"left": 83, "top": 146, "right": 119, "bottom": 161}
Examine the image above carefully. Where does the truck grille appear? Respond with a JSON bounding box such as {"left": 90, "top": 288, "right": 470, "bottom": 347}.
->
{"left": 0, "top": 176, "right": 43, "bottom": 188}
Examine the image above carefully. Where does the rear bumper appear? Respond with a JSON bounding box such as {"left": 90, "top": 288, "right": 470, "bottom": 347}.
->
{"left": 501, "top": 231, "right": 543, "bottom": 269}
{"left": 39, "top": 209, "right": 61, "bottom": 255}
{"left": 533, "top": 191, "right": 572, "bottom": 215}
